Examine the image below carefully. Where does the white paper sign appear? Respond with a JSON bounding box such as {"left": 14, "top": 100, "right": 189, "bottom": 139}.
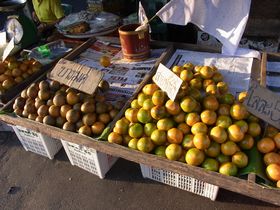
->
{"left": 0, "top": 32, "right": 6, "bottom": 45}
{"left": 2, "top": 37, "right": 14, "bottom": 62}
{"left": 153, "top": 63, "right": 183, "bottom": 101}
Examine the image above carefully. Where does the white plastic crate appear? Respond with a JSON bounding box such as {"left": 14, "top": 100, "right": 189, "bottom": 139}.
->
{"left": 140, "top": 164, "right": 219, "bottom": 201}
{"left": 13, "top": 125, "right": 62, "bottom": 159}
{"left": 61, "top": 140, "right": 118, "bottom": 179}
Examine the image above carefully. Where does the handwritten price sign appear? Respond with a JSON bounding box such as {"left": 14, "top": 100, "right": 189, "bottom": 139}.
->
{"left": 49, "top": 59, "right": 104, "bottom": 95}
{"left": 244, "top": 80, "right": 280, "bottom": 129}
{"left": 153, "top": 63, "right": 182, "bottom": 101}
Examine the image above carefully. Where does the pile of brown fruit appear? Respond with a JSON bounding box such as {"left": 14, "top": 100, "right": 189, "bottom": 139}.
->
{"left": 0, "top": 56, "right": 42, "bottom": 93}
{"left": 13, "top": 79, "right": 120, "bottom": 137}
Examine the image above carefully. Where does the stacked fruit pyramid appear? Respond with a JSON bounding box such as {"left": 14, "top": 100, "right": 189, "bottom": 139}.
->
{"left": 108, "top": 63, "right": 263, "bottom": 177}
{"left": 257, "top": 125, "right": 280, "bottom": 187}
{"left": 0, "top": 56, "right": 42, "bottom": 93}
{"left": 13, "top": 79, "right": 121, "bottom": 137}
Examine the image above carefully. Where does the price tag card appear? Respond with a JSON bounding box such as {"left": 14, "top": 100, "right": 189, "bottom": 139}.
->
{"left": 0, "top": 31, "right": 6, "bottom": 45}
{"left": 244, "top": 80, "right": 280, "bottom": 129}
{"left": 2, "top": 37, "right": 14, "bottom": 62}
{"left": 153, "top": 63, "right": 182, "bottom": 101}
{"left": 49, "top": 58, "right": 104, "bottom": 95}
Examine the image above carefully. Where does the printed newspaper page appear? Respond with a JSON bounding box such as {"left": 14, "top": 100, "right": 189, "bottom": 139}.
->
{"left": 74, "top": 40, "right": 165, "bottom": 101}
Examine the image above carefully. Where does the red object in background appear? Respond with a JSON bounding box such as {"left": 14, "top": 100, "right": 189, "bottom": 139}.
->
{"left": 118, "top": 24, "right": 150, "bottom": 61}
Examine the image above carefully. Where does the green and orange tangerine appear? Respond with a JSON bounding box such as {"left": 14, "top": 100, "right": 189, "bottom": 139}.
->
{"left": 137, "top": 108, "right": 152, "bottom": 124}
{"left": 216, "top": 115, "right": 232, "bottom": 129}
{"left": 205, "top": 141, "right": 221, "bottom": 158}
{"left": 203, "top": 95, "right": 219, "bottom": 111}
{"left": 200, "top": 66, "right": 214, "bottom": 79}
{"left": 177, "top": 123, "right": 190, "bottom": 134}
{"left": 151, "top": 129, "right": 167, "bottom": 146}
{"left": 210, "top": 126, "right": 227, "bottom": 144}
{"left": 167, "top": 128, "right": 184, "bottom": 144}
{"left": 180, "top": 96, "right": 197, "bottom": 113}
{"left": 191, "top": 122, "right": 208, "bottom": 135}
{"left": 157, "top": 118, "right": 175, "bottom": 131}
{"left": 128, "top": 123, "right": 144, "bottom": 138}
{"left": 165, "top": 143, "right": 182, "bottom": 161}
{"left": 217, "top": 104, "right": 231, "bottom": 116}
{"left": 200, "top": 110, "right": 217, "bottom": 125}
{"left": 173, "top": 111, "right": 186, "bottom": 124}
{"left": 151, "top": 105, "right": 166, "bottom": 120}
{"left": 144, "top": 123, "right": 157, "bottom": 136}
{"left": 185, "top": 148, "right": 205, "bottom": 166}
{"left": 202, "top": 158, "right": 219, "bottom": 172}
{"left": 216, "top": 153, "right": 231, "bottom": 164}
{"left": 219, "top": 162, "right": 238, "bottom": 176}
{"left": 238, "top": 134, "right": 254, "bottom": 150}
{"left": 180, "top": 69, "right": 194, "bottom": 82}
{"left": 228, "top": 124, "right": 244, "bottom": 142}
{"left": 154, "top": 146, "right": 167, "bottom": 158}
{"left": 165, "top": 99, "right": 181, "bottom": 115}
{"left": 125, "top": 108, "right": 139, "bottom": 123}
{"left": 189, "top": 78, "right": 202, "bottom": 90}
{"left": 193, "top": 133, "right": 211, "bottom": 150}
{"left": 128, "top": 138, "right": 138, "bottom": 150}
{"left": 232, "top": 151, "right": 248, "bottom": 168}
{"left": 138, "top": 93, "right": 150, "bottom": 107}
{"left": 185, "top": 112, "right": 200, "bottom": 126}
{"left": 142, "top": 98, "right": 154, "bottom": 110}
{"left": 182, "top": 134, "right": 195, "bottom": 149}
{"left": 230, "top": 103, "right": 248, "bottom": 120}
{"left": 137, "top": 137, "right": 154, "bottom": 153}
{"left": 142, "top": 83, "right": 159, "bottom": 96}
{"left": 152, "top": 90, "right": 166, "bottom": 106}
{"left": 221, "top": 141, "right": 238, "bottom": 156}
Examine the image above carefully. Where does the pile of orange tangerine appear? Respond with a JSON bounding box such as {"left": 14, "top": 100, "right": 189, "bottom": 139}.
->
{"left": 108, "top": 63, "right": 263, "bottom": 177}
{"left": 258, "top": 125, "right": 280, "bottom": 187}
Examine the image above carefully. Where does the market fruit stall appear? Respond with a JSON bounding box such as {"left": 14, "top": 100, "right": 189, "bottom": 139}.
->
{"left": 1, "top": 38, "right": 280, "bottom": 206}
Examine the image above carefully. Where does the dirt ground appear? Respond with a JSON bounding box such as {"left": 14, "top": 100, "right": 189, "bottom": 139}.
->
{"left": 0, "top": 131, "right": 278, "bottom": 210}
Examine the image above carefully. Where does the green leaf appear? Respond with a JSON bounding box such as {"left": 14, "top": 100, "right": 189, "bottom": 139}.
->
{"left": 96, "top": 125, "right": 112, "bottom": 141}
{"left": 239, "top": 144, "right": 273, "bottom": 186}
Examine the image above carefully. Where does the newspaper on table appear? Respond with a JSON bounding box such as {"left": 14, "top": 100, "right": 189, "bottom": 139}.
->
{"left": 166, "top": 49, "right": 254, "bottom": 96}
{"left": 266, "top": 61, "right": 280, "bottom": 94}
{"left": 74, "top": 40, "right": 165, "bottom": 102}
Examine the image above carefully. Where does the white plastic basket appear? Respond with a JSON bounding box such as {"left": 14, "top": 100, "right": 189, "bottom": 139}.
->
{"left": 61, "top": 140, "right": 118, "bottom": 179}
{"left": 13, "top": 125, "right": 62, "bottom": 159}
{"left": 140, "top": 164, "right": 219, "bottom": 201}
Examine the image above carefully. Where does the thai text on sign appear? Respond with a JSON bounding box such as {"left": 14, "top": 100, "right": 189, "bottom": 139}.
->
{"left": 244, "top": 80, "right": 280, "bottom": 129}
{"left": 49, "top": 59, "right": 104, "bottom": 95}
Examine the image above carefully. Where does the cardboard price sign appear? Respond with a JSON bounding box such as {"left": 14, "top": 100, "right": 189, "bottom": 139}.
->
{"left": 49, "top": 59, "right": 104, "bottom": 95}
{"left": 153, "top": 63, "right": 182, "bottom": 101}
{"left": 244, "top": 80, "right": 280, "bottom": 129}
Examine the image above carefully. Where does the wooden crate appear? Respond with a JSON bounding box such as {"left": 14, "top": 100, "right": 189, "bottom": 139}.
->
{"left": 260, "top": 52, "right": 280, "bottom": 87}
{"left": 0, "top": 40, "right": 83, "bottom": 106}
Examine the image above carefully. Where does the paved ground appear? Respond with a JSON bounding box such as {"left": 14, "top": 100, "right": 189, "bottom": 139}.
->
{"left": 0, "top": 131, "right": 278, "bottom": 210}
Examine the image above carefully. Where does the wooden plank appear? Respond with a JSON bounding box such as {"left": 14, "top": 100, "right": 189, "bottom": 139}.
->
{"left": 260, "top": 53, "right": 267, "bottom": 87}
{"left": 0, "top": 114, "right": 280, "bottom": 206}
